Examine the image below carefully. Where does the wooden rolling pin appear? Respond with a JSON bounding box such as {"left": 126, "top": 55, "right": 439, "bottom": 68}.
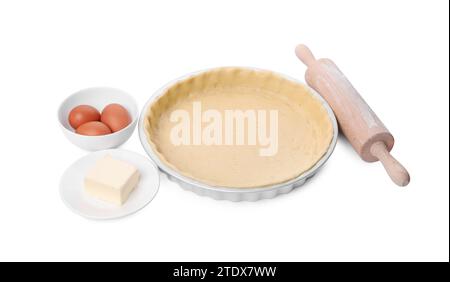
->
{"left": 295, "top": 44, "right": 410, "bottom": 186}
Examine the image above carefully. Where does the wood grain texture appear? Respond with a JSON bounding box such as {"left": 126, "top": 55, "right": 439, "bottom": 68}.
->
{"left": 295, "top": 44, "right": 410, "bottom": 186}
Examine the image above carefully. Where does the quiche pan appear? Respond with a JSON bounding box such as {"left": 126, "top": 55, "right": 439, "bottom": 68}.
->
{"left": 139, "top": 67, "right": 337, "bottom": 200}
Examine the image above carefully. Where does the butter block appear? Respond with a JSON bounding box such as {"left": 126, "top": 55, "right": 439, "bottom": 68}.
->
{"left": 84, "top": 155, "right": 140, "bottom": 205}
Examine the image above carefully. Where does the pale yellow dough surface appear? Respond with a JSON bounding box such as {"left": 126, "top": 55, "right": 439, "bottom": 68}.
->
{"left": 144, "top": 68, "right": 333, "bottom": 188}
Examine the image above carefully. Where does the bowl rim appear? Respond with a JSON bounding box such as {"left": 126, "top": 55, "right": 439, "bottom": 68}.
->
{"left": 138, "top": 66, "right": 339, "bottom": 193}
{"left": 57, "top": 86, "right": 139, "bottom": 139}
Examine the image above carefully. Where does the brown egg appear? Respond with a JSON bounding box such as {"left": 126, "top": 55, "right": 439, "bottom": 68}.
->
{"left": 69, "top": 105, "right": 101, "bottom": 129}
{"left": 76, "top": 121, "right": 112, "bottom": 136}
{"left": 101, "top": 103, "right": 131, "bottom": 132}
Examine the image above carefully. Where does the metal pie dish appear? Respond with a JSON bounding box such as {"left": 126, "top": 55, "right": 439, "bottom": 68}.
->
{"left": 138, "top": 67, "right": 338, "bottom": 201}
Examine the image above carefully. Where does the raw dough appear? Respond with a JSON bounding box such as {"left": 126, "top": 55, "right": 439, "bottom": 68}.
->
{"left": 144, "top": 68, "right": 333, "bottom": 188}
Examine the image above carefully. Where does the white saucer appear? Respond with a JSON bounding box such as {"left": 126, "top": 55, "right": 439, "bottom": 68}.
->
{"left": 59, "top": 149, "right": 160, "bottom": 220}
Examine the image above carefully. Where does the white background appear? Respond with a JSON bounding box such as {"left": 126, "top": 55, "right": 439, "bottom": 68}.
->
{"left": 0, "top": 0, "right": 448, "bottom": 262}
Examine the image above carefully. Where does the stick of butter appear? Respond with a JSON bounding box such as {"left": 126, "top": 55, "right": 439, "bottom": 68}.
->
{"left": 84, "top": 155, "right": 140, "bottom": 205}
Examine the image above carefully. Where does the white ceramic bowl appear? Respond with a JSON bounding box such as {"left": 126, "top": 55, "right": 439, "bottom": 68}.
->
{"left": 58, "top": 87, "right": 138, "bottom": 151}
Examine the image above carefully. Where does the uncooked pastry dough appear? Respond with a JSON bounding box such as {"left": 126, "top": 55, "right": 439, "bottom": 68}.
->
{"left": 144, "top": 68, "right": 333, "bottom": 188}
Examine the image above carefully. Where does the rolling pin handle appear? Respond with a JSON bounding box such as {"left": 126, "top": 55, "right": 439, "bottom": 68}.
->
{"left": 295, "top": 44, "right": 317, "bottom": 67}
{"left": 370, "top": 141, "right": 410, "bottom": 187}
